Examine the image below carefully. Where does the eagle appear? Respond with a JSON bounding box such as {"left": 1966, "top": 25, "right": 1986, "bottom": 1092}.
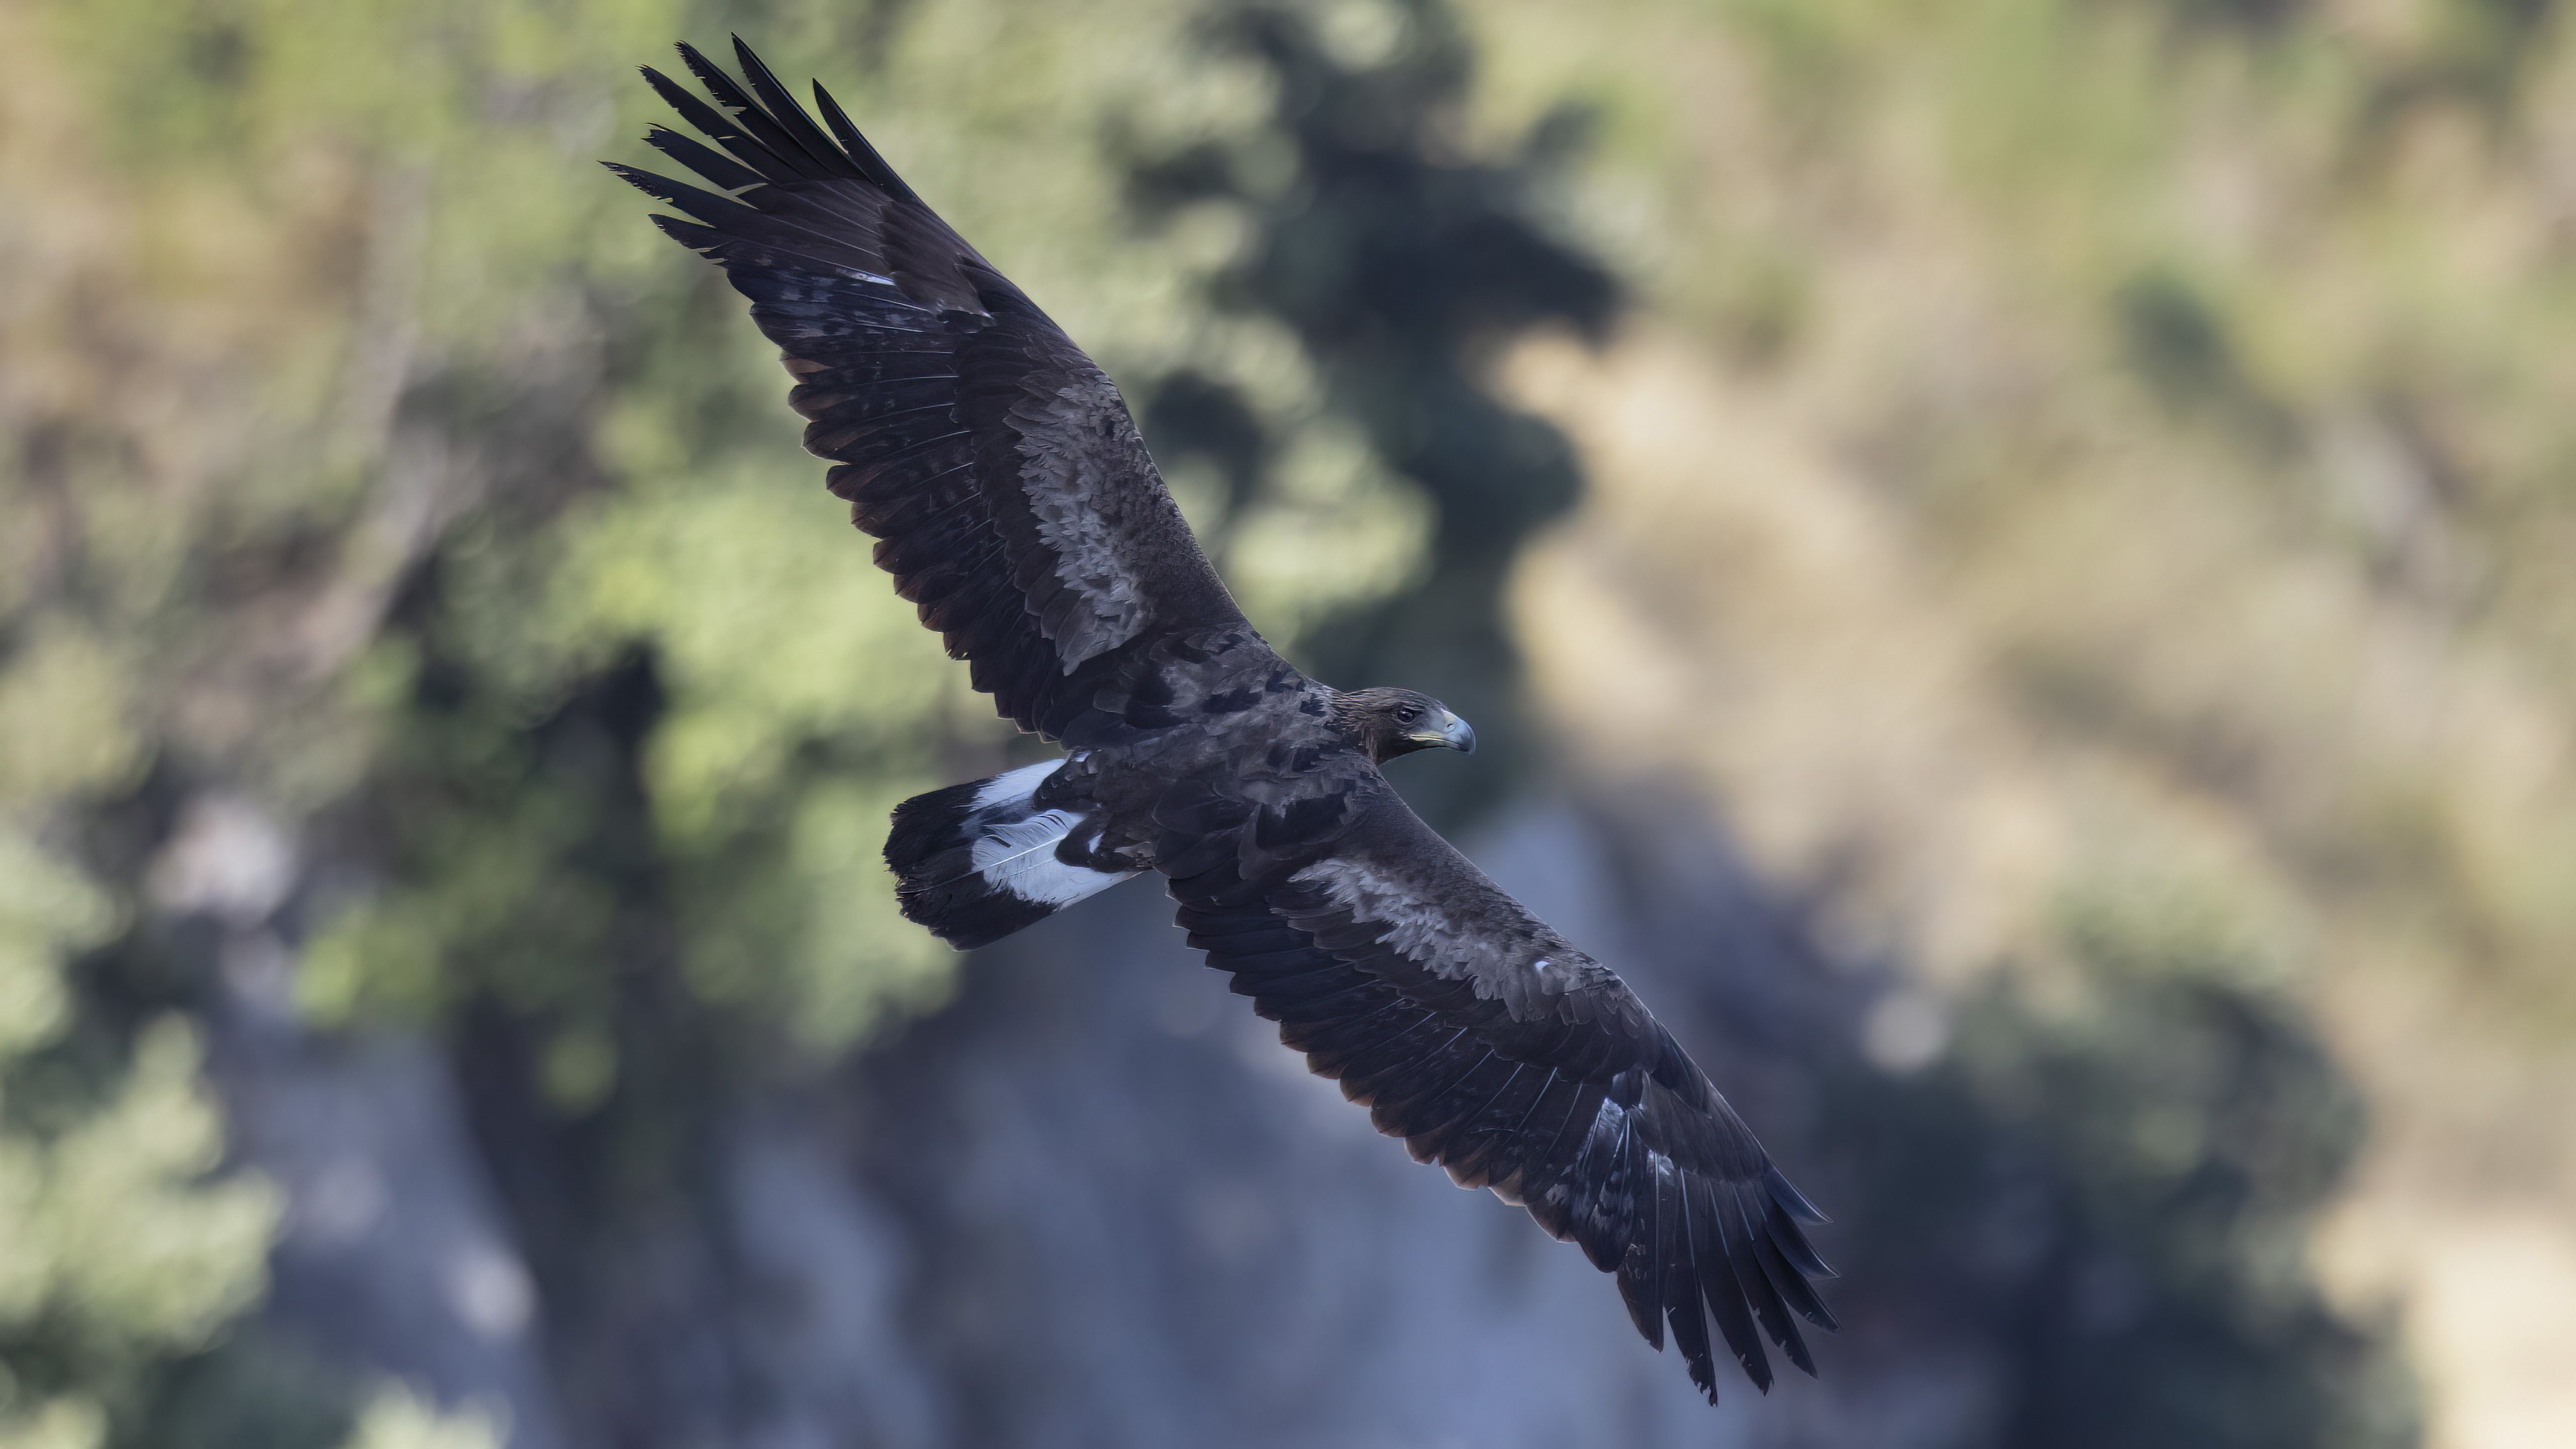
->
{"left": 612, "top": 39, "right": 1834, "bottom": 1404}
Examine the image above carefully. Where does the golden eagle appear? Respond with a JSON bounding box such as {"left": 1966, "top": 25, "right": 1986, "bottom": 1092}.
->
{"left": 612, "top": 39, "right": 1833, "bottom": 1403}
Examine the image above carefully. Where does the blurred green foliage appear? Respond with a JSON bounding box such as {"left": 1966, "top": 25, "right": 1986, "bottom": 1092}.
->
{"left": 0, "top": 1016, "right": 279, "bottom": 1449}
{"left": 1782, "top": 872, "right": 2409, "bottom": 1445}
{"left": 1952, "top": 884, "right": 2412, "bottom": 1448}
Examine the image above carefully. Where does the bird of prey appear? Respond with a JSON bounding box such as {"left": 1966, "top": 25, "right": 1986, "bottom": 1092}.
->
{"left": 612, "top": 38, "right": 1834, "bottom": 1404}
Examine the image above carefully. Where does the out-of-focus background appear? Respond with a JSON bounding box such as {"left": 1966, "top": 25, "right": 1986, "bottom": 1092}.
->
{"left": 6, "top": 0, "right": 2575, "bottom": 1445}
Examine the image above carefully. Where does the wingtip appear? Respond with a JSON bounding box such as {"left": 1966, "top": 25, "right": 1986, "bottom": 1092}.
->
{"left": 674, "top": 39, "right": 729, "bottom": 94}
{"left": 1766, "top": 1164, "right": 1830, "bottom": 1225}
{"left": 1764, "top": 1193, "right": 1840, "bottom": 1283}
{"left": 602, "top": 161, "right": 683, "bottom": 203}
{"left": 637, "top": 63, "right": 691, "bottom": 109}
{"left": 601, "top": 159, "right": 664, "bottom": 196}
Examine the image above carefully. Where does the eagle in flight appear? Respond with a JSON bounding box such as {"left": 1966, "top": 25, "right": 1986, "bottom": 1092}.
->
{"left": 614, "top": 39, "right": 1834, "bottom": 1404}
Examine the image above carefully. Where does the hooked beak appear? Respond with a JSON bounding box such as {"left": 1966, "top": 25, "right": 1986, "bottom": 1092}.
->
{"left": 1408, "top": 709, "right": 1477, "bottom": 755}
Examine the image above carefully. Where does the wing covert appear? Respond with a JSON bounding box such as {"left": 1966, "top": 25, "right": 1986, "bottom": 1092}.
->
{"left": 613, "top": 39, "right": 1247, "bottom": 740}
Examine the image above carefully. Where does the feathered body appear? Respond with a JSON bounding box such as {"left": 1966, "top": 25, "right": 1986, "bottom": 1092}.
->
{"left": 614, "top": 39, "right": 1835, "bottom": 1404}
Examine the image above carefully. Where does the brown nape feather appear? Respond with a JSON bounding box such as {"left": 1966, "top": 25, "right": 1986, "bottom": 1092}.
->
{"left": 1332, "top": 686, "right": 1463, "bottom": 764}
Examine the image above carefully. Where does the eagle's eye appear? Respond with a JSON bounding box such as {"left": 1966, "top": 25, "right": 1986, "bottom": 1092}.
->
{"left": 1394, "top": 704, "right": 1422, "bottom": 725}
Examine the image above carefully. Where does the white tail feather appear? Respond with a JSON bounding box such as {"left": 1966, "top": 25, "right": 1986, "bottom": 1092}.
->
{"left": 887, "top": 760, "right": 1138, "bottom": 947}
{"left": 967, "top": 807, "right": 1130, "bottom": 907}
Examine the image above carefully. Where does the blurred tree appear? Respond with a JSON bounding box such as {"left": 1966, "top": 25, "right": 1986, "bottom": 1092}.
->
{"left": 1824, "top": 882, "right": 2417, "bottom": 1448}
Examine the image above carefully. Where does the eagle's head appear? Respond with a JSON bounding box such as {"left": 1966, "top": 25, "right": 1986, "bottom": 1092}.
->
{"left": 1335, "top": 687, "right": 1477, "bottom": 764}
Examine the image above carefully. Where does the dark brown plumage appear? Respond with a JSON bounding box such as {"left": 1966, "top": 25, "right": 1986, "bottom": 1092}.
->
{"left": 614, "top": 37, "right": 1833, "bottom": 1403}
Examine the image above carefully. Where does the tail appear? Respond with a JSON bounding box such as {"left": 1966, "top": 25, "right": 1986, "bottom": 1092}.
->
{"left": 885, "top": 761, "right": 1139, "bottom": 949}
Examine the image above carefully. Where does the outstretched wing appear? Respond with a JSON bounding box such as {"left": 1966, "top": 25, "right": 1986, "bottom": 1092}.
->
{"left": 1167, "top": 785, "right": 1836, "bottom": 1402}
{"left": 612, "top": 39, "right": 1247, "bottom": 741}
